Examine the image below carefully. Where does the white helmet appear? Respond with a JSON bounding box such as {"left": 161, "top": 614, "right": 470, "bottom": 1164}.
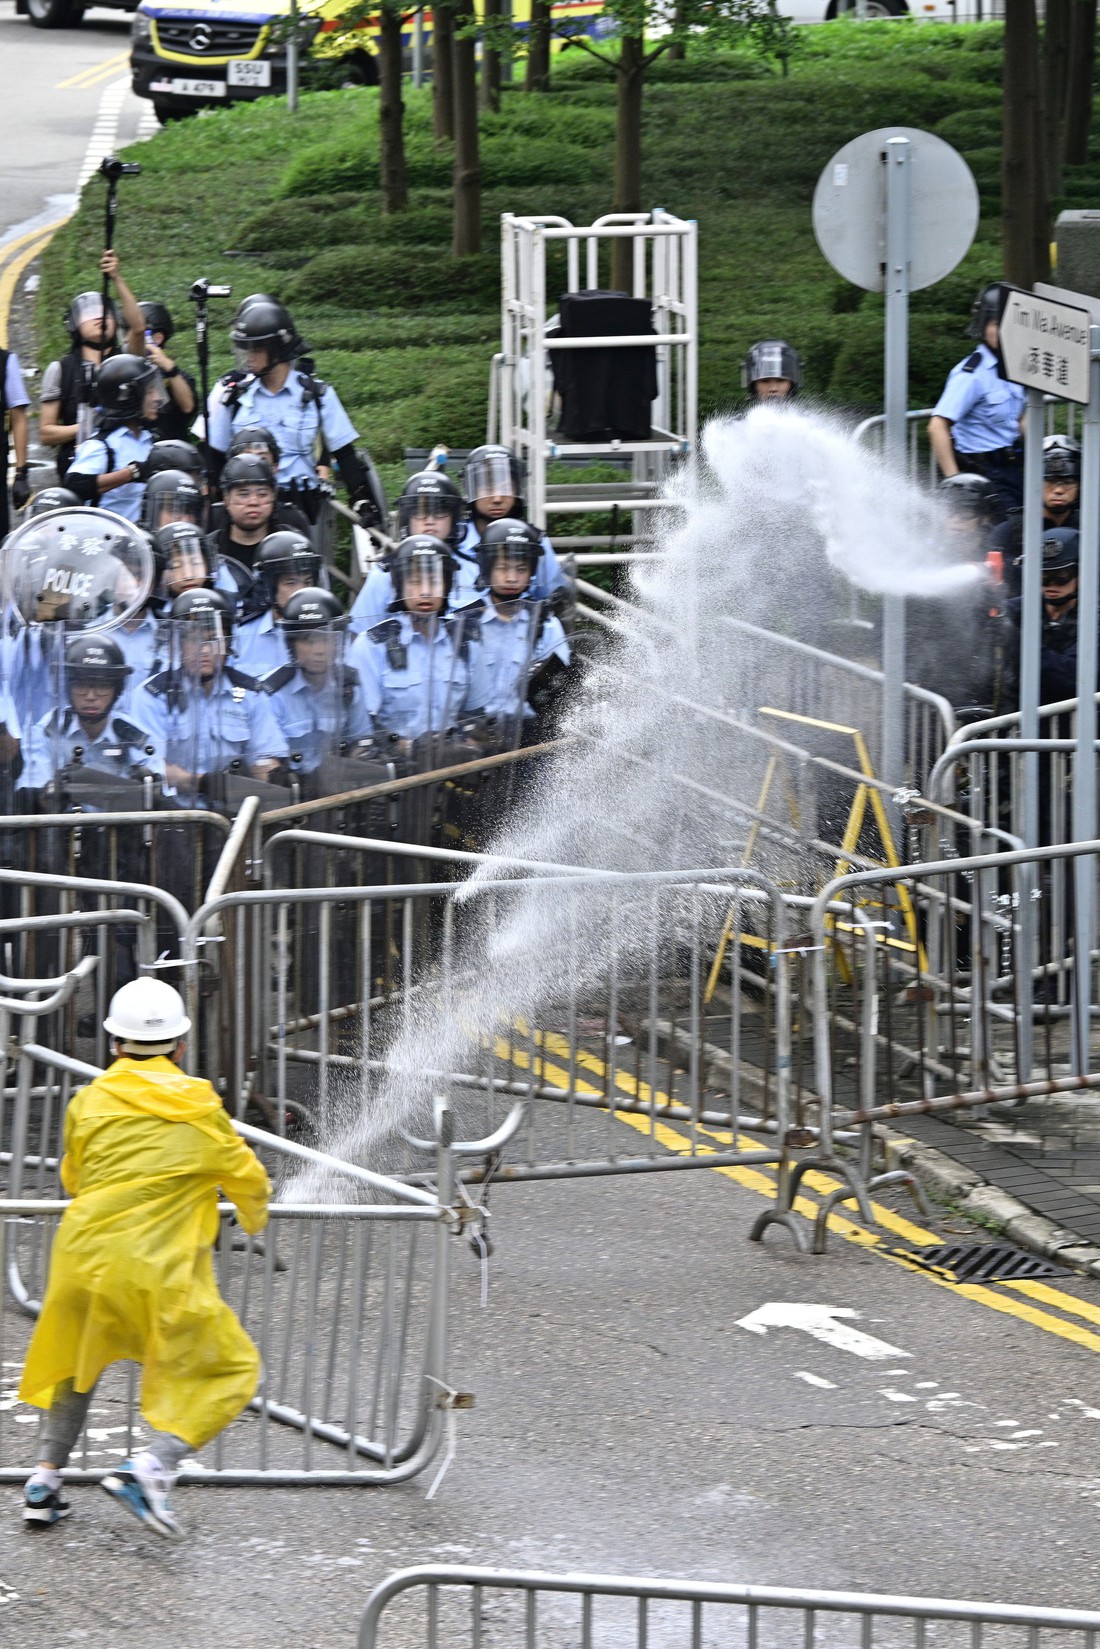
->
{"left": 103, "top": 978, "right": 191, "bottom": 1053}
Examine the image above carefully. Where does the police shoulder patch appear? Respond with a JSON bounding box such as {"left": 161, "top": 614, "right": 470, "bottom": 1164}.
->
{"left": 224, "top": 665, "right": 260, "bottom": 691}
{"left": 111, "top": 717, "right": 146, "bottom": 745}
{"left": 142, "top": 669, "right": 174, "bottom": 698}
{"left": 260, "top": 664, "right": 295, "bottom": 694}
{"left": 962, "top": 351, "right": 983, "bottom": 373}
{"left": 368, "top": 619, "right": 401, "bottom": 645}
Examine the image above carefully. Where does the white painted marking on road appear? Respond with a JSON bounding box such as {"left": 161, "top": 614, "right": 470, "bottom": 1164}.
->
{"left": 879, "top": 1388, "right": 917, "bottom": 1402}
{"left": 1067, "top": 1399, "right": 1100, "bottom": 1419}
{"left": 793, "top": 1371, "right": 837, "bottom": 1389}
{"left": 1010, "top": 1429, "right": 1044, "bottom": 1438}
{"left": 77, "top": 77, "right": 131, "bottom": 191}
{"left": 736, "top": 1303, "right": 910, "bottom": 1361}
{"left": 994, "top": 1418, "right": 1022, "bottom": 1426}
{"left": 915, "top": 1380, "right": 939, "bottom": 1388}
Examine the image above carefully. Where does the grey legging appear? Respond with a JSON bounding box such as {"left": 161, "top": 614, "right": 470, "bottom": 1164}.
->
{"left": 41, "top": 1380, "right": 191, "bottom": 1474}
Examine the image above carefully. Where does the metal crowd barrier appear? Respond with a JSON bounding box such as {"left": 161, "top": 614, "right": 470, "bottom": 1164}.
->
{"left": 0, "top": 1042, "right": 468, "bottom": 1488}
{"left": 358, "top": 1566, "right": 1100, "bottom": 1649}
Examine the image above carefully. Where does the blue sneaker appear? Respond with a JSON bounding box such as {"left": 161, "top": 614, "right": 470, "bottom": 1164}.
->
{"left": 101, "top": 1457, "right": 182, "bottom": 1540}
{"left": 23, "top": 1480, "right": 71, "bottom": 1528}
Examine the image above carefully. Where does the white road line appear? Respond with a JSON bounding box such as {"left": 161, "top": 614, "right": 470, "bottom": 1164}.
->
{"left": 135, "top": 105, "right": 160, "bottom": 142}
{"left": 793, "top": 1371, "right": 836, "bottom": 1389}
{"left": 76, "top": 76, "right": 132, "bottom": 191}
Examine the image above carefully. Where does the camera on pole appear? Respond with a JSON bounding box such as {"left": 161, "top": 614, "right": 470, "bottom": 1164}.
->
{"left": 188, "top": 277, "right": 232, "bottom": 469}
{"left": 97, "top": 157, "right": 141, "bottom": 359}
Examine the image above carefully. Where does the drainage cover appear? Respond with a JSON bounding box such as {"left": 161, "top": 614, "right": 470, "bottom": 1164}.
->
{"left": 892, "top": 1243, "right": 1069, "bottom": 1283}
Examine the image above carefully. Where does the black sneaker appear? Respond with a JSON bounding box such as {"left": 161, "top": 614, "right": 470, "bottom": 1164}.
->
{"left": 23, "top": 1480, "right": 71, "bottom": 1527}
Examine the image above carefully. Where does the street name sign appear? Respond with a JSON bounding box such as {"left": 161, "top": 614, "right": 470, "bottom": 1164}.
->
{"left": 999, "top": 287, "right": 1092, "bottom": 405}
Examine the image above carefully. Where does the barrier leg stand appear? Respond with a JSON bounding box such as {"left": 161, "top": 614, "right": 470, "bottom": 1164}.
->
{"left": 749, "top": 937, "right": 809, "bottom": 1251}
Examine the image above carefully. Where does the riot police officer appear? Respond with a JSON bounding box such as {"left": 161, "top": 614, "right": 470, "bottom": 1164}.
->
{"left": 65, "top": 355, "right": 167, "bottom": 525}
{"left": 991, "top": 436, "right": 1081, "bottom": 597}
{"left": 141, "top": 467, "right": 207, "bottom": 536}
{"left": 234, "top": 530, "right": 324, "bottom": 677}
{"left": 206, "top": 453, "right": 279, "bottom": 575}
{"left": 17, "top": 634, "right": 162, "bottom": 796}
{"left": 928, "top": 283, "right": 1026, "bottom": 509}
{"left": 261, "top": 588, "right": 373, "bottom": 779}
{"left": 1004, "top": 527, "right": 1093, "bottom": 707}
{"left": 153, "top": 521, "right": 249, "bottom": 612}
{"left": 459, "top": 445, "right": 566, "bottom": 609}
{"left": 130, "top": 588, "right": 287, "bottom": 807}
{"left": 205, "top": 296, "right": 374, "bottom": 525}
{"left": 138, "top": 300, "right": 198, "bottom": 444}
{"left": 349, "top": 535, "right": 485, "bottom": 745}
{"left": 471, "top": 518, "right": 571, "bottom": 741}
{"left": 25, "top": 487, "right": 81, "bottom": 519}
{"left": 349, "top": 469, "right": 466, "bottom": 634}
{"left": 741, "top": 340, "right": 802, "bottom": 403}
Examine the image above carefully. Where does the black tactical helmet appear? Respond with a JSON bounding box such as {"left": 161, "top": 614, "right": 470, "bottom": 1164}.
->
{"left": 282, "top": 587, "right": 349, "bottom": 637}
{"left": 1043, "top": 435, "right": 1082, "bottom": 482}
{"left": 257, "top": 530, "right": 322, "bottom": 606}
{"left": 967, "top": 281, "right": 1008, "bottom": 340}
{"left": 65, "top": 290, "right": 120, "bottom": 343}
{"left": 146, "top": 439, "right": 204, "bottom": 479}
{"left": 227, "top": 424, "right": 280, "bottom": 464}
{"left": 396, "top": 470, "right": 464, "bottom": 550}
{"left": 230, "top": 298, "right": 305, "bottom": 366}
{"left": 95, "top": 354, "right": 161, "bottom": 425}
{"left": 464, "top": 445, "right": 526, "bottom": 513}
{"left": 1040, "top": 527, "right": 1080, "bottom": 574}
{"left": 153, "top": 521, "right": 215, "bottom": 587}
{"left": 65, "top": 631, "right": 131, "bottom": 687}
{"left": 220, "top": 453, "right": 277, "bottom": 493}
{"left": 389, "top": 534, "right": 456, "bottom": 607}
{"left": 937, "top": 473, "right": 1001, "bottom": 516}
{"left": 477, "top": 516, "right": 542, "bottom": 587}
{"left": 170, "top": 585, "right": 233, "bottom": 635}
{"left": 141, "top": 468, "right": 206, "bottom": 534}
{"left": 139, "top": 300, "right": 174, "bottom": 343}
{"left": 27, "top": 487, "right": 82, "bottom": 518}
{"left": 741, "top": 339, "right": 803, "bottom": 394}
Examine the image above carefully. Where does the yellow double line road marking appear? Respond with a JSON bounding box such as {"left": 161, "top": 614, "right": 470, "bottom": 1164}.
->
{"left": 0, "top": 219, "right": 70, "bottom": 349}
{"left": 497, "top": 1031, "right": 1100, "bottom": 1357}
{"left": 56, "top": 50, "right": 130, "bottom": 91}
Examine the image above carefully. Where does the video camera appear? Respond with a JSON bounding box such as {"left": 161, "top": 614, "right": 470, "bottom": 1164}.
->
{"left": 98, "top": 157, "right": 142, "bottom": 183}
{"left": 189, "top": 277, "right": 233, "bottom": 304}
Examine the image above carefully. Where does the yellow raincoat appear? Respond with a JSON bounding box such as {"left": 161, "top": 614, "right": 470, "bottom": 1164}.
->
{"left": 19, "top": 1057, "right": 271, "bottom": 1449}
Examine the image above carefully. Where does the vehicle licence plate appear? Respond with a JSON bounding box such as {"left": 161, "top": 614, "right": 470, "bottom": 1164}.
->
{"left": 227, "top": 59, "right": 271, "bottom": 87}
{"left": 150, "top": 78, "right": 227, "bottom": 96}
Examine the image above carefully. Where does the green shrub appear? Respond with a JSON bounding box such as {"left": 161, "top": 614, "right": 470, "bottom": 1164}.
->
{"left": 285, "top": 244, "right": 500, "bottom": 309}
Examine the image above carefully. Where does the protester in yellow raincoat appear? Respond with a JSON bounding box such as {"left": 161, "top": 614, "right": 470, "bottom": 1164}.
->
{"left": 19, "top": 977, "right": 271, "bottom": 1540}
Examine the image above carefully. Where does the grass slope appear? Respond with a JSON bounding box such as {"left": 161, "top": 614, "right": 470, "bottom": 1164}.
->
{"left": 36, "top": 20, "right": 1100, "bottom": 490}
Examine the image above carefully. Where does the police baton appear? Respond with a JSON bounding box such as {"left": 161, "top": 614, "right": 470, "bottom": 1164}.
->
{"left": 188, "top": 276, "right": 232, "bottom": 476}
{"left": 98, "top": 157, "right": 141, "bottom": 358}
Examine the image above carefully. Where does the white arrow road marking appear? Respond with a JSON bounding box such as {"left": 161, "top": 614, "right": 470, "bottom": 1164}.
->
{"left": 736, "top": 1303, "right": 911, "bottom": 1361}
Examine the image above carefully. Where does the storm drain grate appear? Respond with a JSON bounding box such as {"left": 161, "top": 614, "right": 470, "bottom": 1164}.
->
{"left": 893, "top": 1243, "right": 1069, "bottom": 1283}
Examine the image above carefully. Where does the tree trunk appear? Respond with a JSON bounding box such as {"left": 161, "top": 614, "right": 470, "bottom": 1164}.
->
{"left": 480, "top": 0, "right": 501, "bottom": 112}
{"left": 1043, "top": 0, "right": 1072, "bottom": 197}
{"left": 433, "top": 0, "right": 456, "bottom": 143}
{"left": 1064, "top": 0, "right": 1098, "bottom": 165}
{"left": 666, "top": 0, "right": 686, "bottom": 63}
{"left": 378, "top": 5, "right": 408, "bottom": 214}
{"left": 611, "top": 35, "right": 645, "bottom": 291}
{"left": 1002, "top": 0, "right": 1050, "bottom": 289}
{"left": 452, "top": 3, "right": 482, "bottom": 255}
{"left": 525, "top": 0, "right": 551, "bottom": 92}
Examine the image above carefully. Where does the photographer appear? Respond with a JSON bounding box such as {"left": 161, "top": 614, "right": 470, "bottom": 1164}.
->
{"left": 139, "top": 301, "right": 198, "bottom": 443}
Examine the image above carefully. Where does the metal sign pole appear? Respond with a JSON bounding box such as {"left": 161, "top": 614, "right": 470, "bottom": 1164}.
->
{"left": 1071, "top": 325, "right": 1100, "bottom": 1072}
{"left": 287, "top": 0, "right": 299, "bottom": 112}
{"left": 413, "top": 6, "right": 425, "bottom": 88}
{"left": 881, "top": 136, "right": 910, "bottom": 793}
{"left": 1019, "top": 385, "right": 1044, "bottom": 849}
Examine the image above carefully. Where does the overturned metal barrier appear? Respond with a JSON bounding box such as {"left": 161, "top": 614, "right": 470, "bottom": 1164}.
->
{"left": 358, "top": 1565, "right": 1100, "bottom": 1649}
{"left": 0, "top": 1042, "right": 466, "bottom": 1488}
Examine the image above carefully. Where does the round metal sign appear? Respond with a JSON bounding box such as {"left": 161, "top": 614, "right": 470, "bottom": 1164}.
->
{"left": 812, "top": 126, "right": 979, "bottom": 293}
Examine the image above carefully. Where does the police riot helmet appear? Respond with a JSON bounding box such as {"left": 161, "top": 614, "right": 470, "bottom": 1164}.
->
{"left": 146, "top": 439, "right": 204, "bottom": 480}
{"left": 227, "top": 424, "right": 280, "bottom": 465}
{"left": 464, "top": 445, "right": 526, "bottom": 514}
{"left": 477, "top": 517, "right": 542, "bottom": 587}
{"left": 26, "top": 487, "right": 82, "bottom": 518}
{"left": 967, "top": 282, "right": 1008, "bottom": 340}
{"left": 220, "top": 453, "right": 277, "bottom": 494}
{"left": 396, "top": 470, "right": 464, "bottom": 549}
{"left": 170, "top": 584, "right": 234, "bottom": 637}
{"left": 389, "top": 534, "right": 456, "bottom": 607}
{"left": 282, "top": 587, "right": 348, "bottom": 637}
{"left": 153, "top": 521, "right": 215, "bottom": 593}
{"left": 65, "top": 631, "right": 131, "bottom": 692}
{"left": 138, "top": 300, "right": 174, "bottom": 343}
{"left": 141, "top": 468, "right": 206, "bottom": 534}
{"left": 95, "top": 354, "right": 163, "bottom": 426}
{"left": 229, "top": 298, "right": 305, "bottom": 366}
{"left": 257, "top": 530, "right": 322, "bottom": 606}
{"left": 1040, "top": 527, "right": 1080, "bottom": 575}
{"left": 65, "top": 290, "right": 120, "bottom": 343}
{"left": 1043, "top": 435, "right": 1082, "bottom": 482}
{"left": 937, "top": 473, "right": 1001, "bottom": 517}
{"left": 741, "top": 339, "right": 803, "bottom": 395}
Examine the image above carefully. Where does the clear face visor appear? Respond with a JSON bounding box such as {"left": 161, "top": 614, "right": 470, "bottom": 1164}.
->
{"left": 148, "top": 487, "right": 205, "bottom": 534}
{"left": 140, "top": 371, "right": 169, "bottom": 419}
{"left": 2, "top": 510, "right": 154, "bottom": 631}
{"left": 467, "top": 453, "right": 519, "bottom": 503}
{"left": 489, "top": 547, "right": 534, "bottom": 589}
{"left": 163, "top": 542, "right": 211, "bottom": 598}
{"left": 746, "top": 343, "right": 794, "bottom": 386}
{"left": 271, "top": 557, "right": 322, "bottom": 606}
{"left": 290, "top": 625, "right": 345, "bottom": 675}
{"left": 231, "top": 437, "right": 279, "bottom": 463}
{"left": 399, "top": 495, "right": 460, "bottom": 538}
{"left": 176, "top": 613, "right": 230, "bottom": 678}
{"left": 71, "top": 293, "right": 115, "bottom": 337}
{"left": 234, "top": 337, "right": 276, "bottom": 373}
{"left": 403, "top": 554, "right": 446, "bottom": 601}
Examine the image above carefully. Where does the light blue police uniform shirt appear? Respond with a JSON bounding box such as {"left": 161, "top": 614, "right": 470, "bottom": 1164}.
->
{"left": 17, "top": 704, "right": 163, "bottom": 791}
{"left": 67, "top": 424, "right": 155, "bottom": 523}
{"left": 349, "top": 612, "right": 484, "bottom": 741}
{"left": 4, "top": 353, "right": 30, "bottom": 410}
{"left": 458, "top": 521, "right": 566, "bottom": 605}
{"left": 349, "top": 564, "right": 397, "bottom": 635}
{"left": 206, "top": 371, "right": 358, "bottom": 484}
{"left": 472, "top": 601, "right": 570, "bottom": 722}
{"left": 932, "top": 342, "right": 1026, "bottom": 455}
{"left": 261, "top": 665, "right": 373, "bottom": 773}
{"left": 234, "top": 608, "right": 291, "bottom": 679}
{"left": 113, "top": 612, "right": 162, "bottom": 708}
{"left": 130, "top": 668, "right": 288, "bottom": 784}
